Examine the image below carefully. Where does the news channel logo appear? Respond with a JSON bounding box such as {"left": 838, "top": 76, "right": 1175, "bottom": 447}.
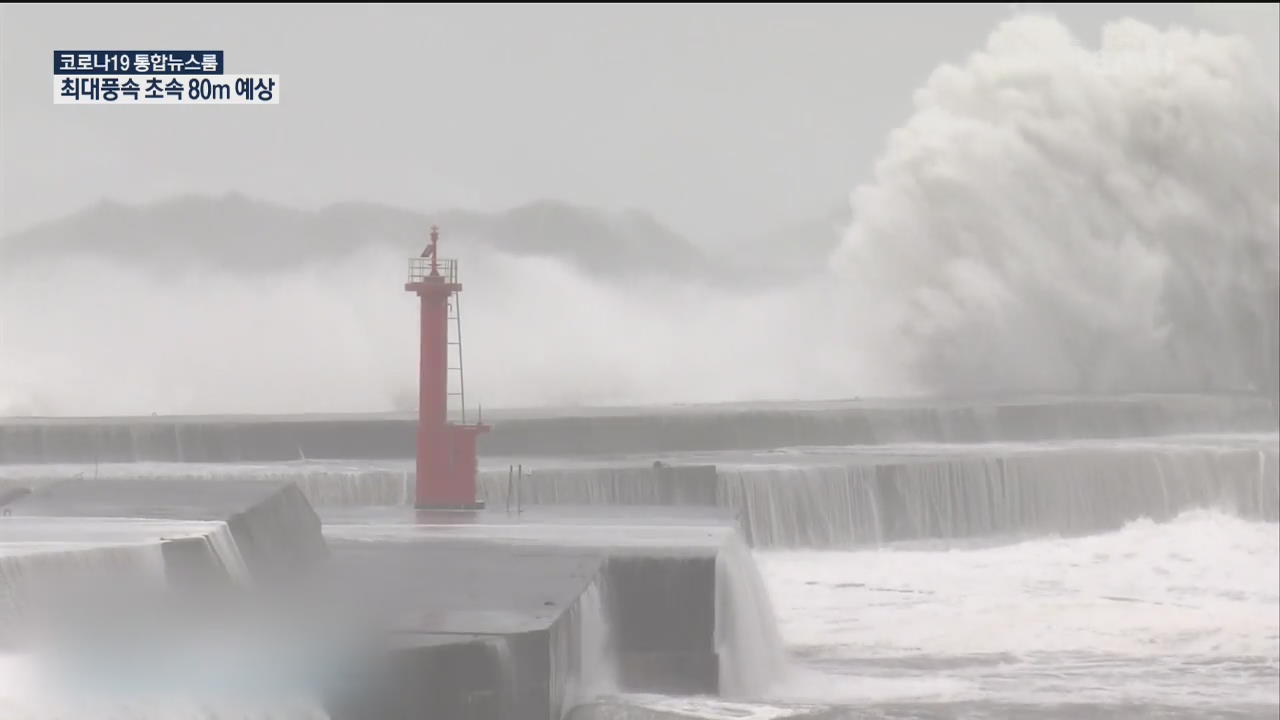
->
{"left": 54, "top": 51, "right": 279, "bottom": 105}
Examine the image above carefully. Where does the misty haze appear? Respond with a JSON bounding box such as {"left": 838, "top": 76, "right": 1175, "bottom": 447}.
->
{"left": 0, "top": 4, "right": 1277, "bottom": 720}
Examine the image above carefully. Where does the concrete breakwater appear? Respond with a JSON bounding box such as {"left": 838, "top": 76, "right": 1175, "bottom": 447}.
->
{"left": 475, "top": 444, "right": 1280, "bottom": 546}
{"left": 9, "top": 437, "right": 1272, "bottom": 549}
{"left": 0, "top": 394, "right": 1275, "bottom": 715}
{"left": 0, "top": 479, "right": 781, "bottom": 718}
{"left": 2, "top": 394, "right": 1273, "bottom": 464}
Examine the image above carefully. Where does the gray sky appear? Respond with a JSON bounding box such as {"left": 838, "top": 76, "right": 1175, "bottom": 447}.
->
{"left": 0, "top": 3, "right": 1206, "bottom": 245}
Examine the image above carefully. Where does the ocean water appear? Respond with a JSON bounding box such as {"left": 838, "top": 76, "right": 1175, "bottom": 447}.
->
{"left": 584, "top": 510, "right": 1279, "bottom": 719}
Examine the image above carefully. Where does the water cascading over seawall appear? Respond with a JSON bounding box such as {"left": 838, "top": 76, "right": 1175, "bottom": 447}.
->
{"left": 713, "top": 536, "right": 787, "bottom": 696}
{"left": 475, "top": 441, "right": 1278, "bottom": 548}
{"left": 720, "top": 445, "right": 1279, "bottom": 546}
{"left": 0, "top": 542, "right": 167, "bottom": 646}
{"left": 7, "top": 436, "right": 1272, "bottom": 550}
{"left": 557, "top": 580, "right": 618, "bottom": 717}
{"left": 0, "top": 514, "right": 262, "bottom": 647}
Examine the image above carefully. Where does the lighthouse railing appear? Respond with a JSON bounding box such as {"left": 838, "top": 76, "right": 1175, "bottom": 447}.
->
{"left": 407, "top": 256, "right": 458, "bottom": 284}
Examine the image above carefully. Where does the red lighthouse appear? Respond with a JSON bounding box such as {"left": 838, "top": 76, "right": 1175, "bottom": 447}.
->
{"left": 405, "top": 226, "right": 489, "bottom": 509}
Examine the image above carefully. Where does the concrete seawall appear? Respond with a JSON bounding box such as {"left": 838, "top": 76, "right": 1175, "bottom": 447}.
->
{"left": 606, "top": 553, "right": 718, "bottom": 693}
{"left": 476, "top": 448, "right": 1280, "bottom": 546}
{"left": 320, "top": 507, "right": 764, "bottom": 712}
{"left": 4, "top": 395, "right": 1266, "bottom": 712}
{"left": 0, "top": 479, "right": 763, "bottom": 717}
{"left": 3, "top": 478, "right": 328, "bottom": 585}
{"left": 320, "top": 537, "right": 605, "bottom": 719}
{"left": 3, "top": 394, "right": 1273, "bottom": 463}
{"left": 7, "top": 437, "right": 1274, "bottom": 550}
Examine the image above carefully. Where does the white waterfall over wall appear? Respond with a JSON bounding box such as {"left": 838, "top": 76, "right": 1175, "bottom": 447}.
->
{"left": 0, "top": 520, "right": 324, "bottom": 719}
{"left": 571, "top": 581, "right": 619, "bottom": 713}
{"left": 203, "top": 521, "right": 252, "bottom": 585}
{"left": 470, "top": 443, "right": 1278, "bottom": 548}
{"left": 722, "top": 445, "right": 1280, "bottom": 546}
{"left": 714, "top": 536, "right": 788, "bottom": 697}
{"left": 557, "top": 578, "right": 620, "bottom": 718}
{"left": 0, "top": 543, "right": 168, "bottom": 647}
{"left": 268, "top": 471, "right": 411, "bottom": 507}
{"left": 15, "top": 443, "right": 1269, "bottom": 551}
{"left": 479, "top": 467, "right": 688, "bottom": 507}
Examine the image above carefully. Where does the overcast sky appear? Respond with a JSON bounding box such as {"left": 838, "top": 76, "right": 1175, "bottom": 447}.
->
{"left": 0, "top": 3, "right": 1226, "bottom": 246}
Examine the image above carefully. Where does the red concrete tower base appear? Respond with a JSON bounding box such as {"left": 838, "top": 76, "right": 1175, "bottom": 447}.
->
{"left": 404, "top": 227, "right": 489, "bottom": 510}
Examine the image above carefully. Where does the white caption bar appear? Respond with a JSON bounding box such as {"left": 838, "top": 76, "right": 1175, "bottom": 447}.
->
{"left": 54, "top": 74, "right": 280, "bottom": 104}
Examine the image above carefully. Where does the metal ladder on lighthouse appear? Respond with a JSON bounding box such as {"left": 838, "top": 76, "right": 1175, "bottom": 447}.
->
{"left": 446, "top": 295, "right": 468, "bottom": 423}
